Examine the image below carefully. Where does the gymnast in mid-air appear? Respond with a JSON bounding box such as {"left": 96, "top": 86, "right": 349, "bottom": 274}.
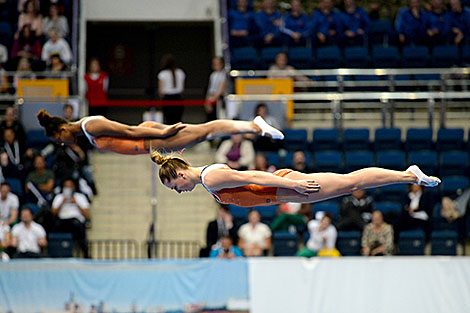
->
{"left": 151, "top": 151, "right": 441, "bottom": 207}
{"left": 36, "top": 110, "right": 284, "bottom": 155}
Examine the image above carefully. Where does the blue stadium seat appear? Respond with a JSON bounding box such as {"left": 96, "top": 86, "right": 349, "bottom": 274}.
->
{"left": 375, "top": 201, "right": 402, "bottom": 223}
{"left": 436, "top": 128, "right": 465, "bottom": 152}
{"left": 372, "top": 46, "right": 400, "bottom": 68}
{"left": 376, "top": 150, "right": 406, "bottom": 171}
{"left": 405, "top": 128, "right": 433, "bottom": 151}
{"left": 260, "top": 47, "right": 284, "bottom": 69}
{"left": 272, "top": 231, "right": 298, "bottom": 256}
{"left": 440, "top": 176, "right": 469, "bottom": 198}
{"left": 256, "top": 205, "right": 278, "bottom": 225}
{"left": 26, "top": 130, "right": 51, "bottom": 149}
{"left": 336, "top": 231, "right": 362, "bottom": 256}
{"left": 311, "top": 128, "right": 339, "bottom": 152}
{"left": 344, "top": 151, "right": 374, "bottom": 172}
{"left": 283, "top": 151, "right": 311, "bottom": 168}
{"left": 313, "top": 151, "right": 343, "bottom": 172}
{"left": 398, "top": 230, "right": 426, "bottom": 255}
{"left": 431, "top": 46, "right": 459, "bottom": 67}
{"left": 0, "top": 22, "right": 11, "bottom": 46}
{"left": 439, "top": 151, "right": 469, "bottom": 177}
{"left": 231, "top": 47, "right": 258, "bottom": 70}
{"left": 433, "top": 203, "right": 458, "bottom": 232}
{"left": 375, "top": 184, "right": 408, "bottom": 202}
{"left": 48, "top": 233, "right": 73, "bottom": 257}
{"left": 264, "top": 152, "right": 282, "bottom": 168}
{"left": 315, "top": 46, "right": 341, "bottom": 68}
{"left": 228, "top": 204, "right": 249, "bottom": 224}
{"left": 287, "top": 47, "right": 313, "bottom": 69}
{"left": 408, "top": 151, "right": 438, "bottom": 176}
{"left": 312, "top": 201, "right": 340, "bottom": 221}
{"left": 282, "top": 128, "right": 308, "bottom": 151}
{"left": 462, "top": 45, "right": 470, "bottom": 65}
{"left": 343, "top": 46, "right": 369, "bottom": 68}
{"left": 374, "top": 128, "right": 402, "bottom": 151}
{"left": 342, "top": 128, "right": 370, "bottom": 151}
{"left": 5, "top": 178, "right": 23, "bottom": 197}
{"left": 21, "top": 203, "right": 40, "bottom": 216}
{"left": 369, "top": 20, "right": 393, "bottom": 46}
{"left": 430, "top": 230, "right": 458, "bottom": 255}
{"left": 402, "top": 46, "right": 429, "bottom": 68}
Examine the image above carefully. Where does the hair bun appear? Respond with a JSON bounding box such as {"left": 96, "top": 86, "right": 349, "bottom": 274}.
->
{"left": 151, "top": 151, "right": 165, "bottom": 165}
{"left": 36, "top": 110, "right": 51, "bottom": 127}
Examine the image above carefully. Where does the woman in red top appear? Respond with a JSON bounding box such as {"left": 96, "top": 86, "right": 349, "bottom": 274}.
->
{"left": 84, "top": 58, "right": 108, "bottom": 103}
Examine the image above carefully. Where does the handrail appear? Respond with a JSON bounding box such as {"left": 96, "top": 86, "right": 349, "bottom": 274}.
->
{"left": 1, "top": 69, "right": 77, "bottom": 77}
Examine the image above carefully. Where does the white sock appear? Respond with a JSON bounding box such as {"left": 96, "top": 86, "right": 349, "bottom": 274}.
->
{"left": 253, "top": 116, "right": 284, "bottom": 140}
{"left": 407, "top": 165, "right": 441, "bottom": 187}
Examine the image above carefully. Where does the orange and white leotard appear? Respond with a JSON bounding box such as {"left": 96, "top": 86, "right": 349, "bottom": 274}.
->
{"left": 200, "top": 164, "right": 293, "bottom": 207}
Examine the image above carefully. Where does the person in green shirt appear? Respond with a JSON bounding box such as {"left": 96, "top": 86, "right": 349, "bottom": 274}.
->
{"left": 25, "top": 155, "right": 55, "bottom": 202}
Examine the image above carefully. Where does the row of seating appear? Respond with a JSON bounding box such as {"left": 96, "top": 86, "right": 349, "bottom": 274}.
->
{"left": 231, "top": 45, "right": 470, "bottom": 70}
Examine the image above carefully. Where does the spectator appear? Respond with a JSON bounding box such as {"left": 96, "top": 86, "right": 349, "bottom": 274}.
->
{"left": 53, "top": 142, "right": 86, "bottom": 185}
{"left": 0, "top": 65, "right": 7, "bottom": 94}
{"left": 11, "top": 24, "right": 42, "bottom": 60}
{"left": 25, "top": 155, "right": 55, "bottom": 204}
{"left": 21, "top": 148, "right": 38, "bottom": 177}
{"left": 202, "top": 204, "right": 238, "bottom": 258}
{"left": 340, "top": 0, "right": 370, "bottom": 46}
{"left": 17, "top": 0, "right": 43, "bottom": 38}
{"left": 43, "top": 3, "right": 68, "bottom": 39}
{"left": 0, "top": 183, "right": 19, "bottom": 226}
{"left": 397, "top": 184, "right": 433, "bottom": 234}
{"left": 255, "top": 0, "right": 284, "bottom": 46}
{"left": 215, "top": 134, "right": 255, "bottom": 170}
{"left": 228, "top": 0, "right": 258, "bottom": 47}
{"left": 396, "top": 0, "right": 428, "bottom": 46}
{"left": 48, "top": 54, "right": 68, "bottom": 79}
{"left": 0, "top": 106, "right": 26, "bottom": 149}
{"left": 267, "top": 52, "right": 308, "bottom": 81}
{"left": 337, "top": 189, "right": 374, "bottom": 231}
{"left": 297, "top": 212, "right": 337, "bottom": 257}
{"left": 238, "top": 209, "right": 272, "bottom": 256}
{"left": 0, "top": 43, "right": 8, "bottom": 64}
{"left": 281, "top": 0, "right": 311, "bottom": 46}
{"left": 425, "top": 0, "right": 451, "bottom": 46}
{"left": 41, "top": 27, "right": 72, "bottom": 65}
{"left": 17, "top": 0, "right": 39, "bottom": 13}
{"left": 361, "top": 210, "right": 394, "bottom": 256}
{"left": 0, "top": 219, "right": 10, "bottom": 261}
{"left": 2, "top": 128, "right": 25, "bottom": 168}
{"left": 84, "top": 58, "right": 109, "bottom": 104}
{"left": 441, "top": 187, "right": 470, "bottom": 223}
{"left": 11, "top": 208, "right": 47, "bottom": 258}
{"left": 449, "top": 0, "right": 470, "bottom": 45}
{"left": 209, "top": 235, "right": 243, "bottom": 258}
{"left": 253, "top": 102, "right": 281, "bottom": 130}
{"left": 204, "top": 56, "right": 227, "bottom": 121}
{"left": 52, "top": 179, "right": 89, "bottom": 257}
{"left": 0, "top": 152, "right": 23, "bottom": 180}
{"left": 157, "top": 54, "right": 185, "bottom": 125}
{"left": 291, "top": 150, "right": 312, "bottom": 173}
{"left": 271, "top": 202, "right": 310, "bottom": 233}
{"left": 312, "top": 0, "right": 343, "bottom": 46}
{"left": 252, "top": 103, "right": 282, "bottom": 152}
{"left": 63, "top": 103, "right": 75, "bottom": 122}
{"left": 253, "top": 152, "right": 277, "bottom": 172}
{"left": 13, "top": 57, "right": 36, "bottom": 91}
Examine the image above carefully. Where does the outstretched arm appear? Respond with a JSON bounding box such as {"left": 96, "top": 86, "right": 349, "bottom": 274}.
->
{"left": 85, "top": 118, "right": 185, "bottom": 139}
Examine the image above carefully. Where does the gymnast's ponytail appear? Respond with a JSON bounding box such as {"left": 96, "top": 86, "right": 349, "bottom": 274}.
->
{"left": 36, "top": 109, "right": 69, "bottom": 136}
{"left": 151, "top": 151, "right": 191, "bottom": 183}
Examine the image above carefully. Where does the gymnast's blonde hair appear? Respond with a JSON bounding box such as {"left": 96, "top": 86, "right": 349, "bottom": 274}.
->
{"left": 151, "top": 150, "right": 191, "bottom": 183}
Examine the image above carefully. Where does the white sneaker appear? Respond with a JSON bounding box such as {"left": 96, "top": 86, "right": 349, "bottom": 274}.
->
{"left": 253, "top": 116, "right": 284, "bottom": 140}
{"left": 407, "top": 165, "right": 441, "bottom": 187}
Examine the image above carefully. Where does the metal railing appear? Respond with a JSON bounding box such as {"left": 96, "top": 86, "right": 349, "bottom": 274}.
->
{"left": 88, "top": 239, "right": 141, "bottom": 260}
{"left": 147, "top": 240, "right": 202, "bottom": 259}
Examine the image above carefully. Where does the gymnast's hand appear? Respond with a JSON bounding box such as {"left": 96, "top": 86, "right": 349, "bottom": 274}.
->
{"left": 161, "top": 122, "right": 186, "bottom": 138}
{"left": 294, "top": 180, "right": 321, "bottom": 195}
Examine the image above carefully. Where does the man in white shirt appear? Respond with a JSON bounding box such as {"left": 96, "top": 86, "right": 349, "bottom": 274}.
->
{"left": 0, "top": 222, "right": 11, "bottom": 261}
{"left": 11, "top": 208, "right": 47, "bottom": 258}
{"left": 0, "top": 183, "right": 19, "bottom": 226}
{"left": 238, "top": 209, "right": 272, "bottom": 256}
{"left": 52, "top": 179, "right": 90, "bottom": 257}
{"left": 297, "top": 212, "right": 337, "bottom": 257}
{"left": 41, "top": 27, "right": 72, "bottom": 65}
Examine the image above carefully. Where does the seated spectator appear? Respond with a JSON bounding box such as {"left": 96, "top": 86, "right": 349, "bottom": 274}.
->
{"left": 449, "top": 0, "right": 470, "bottom": 45}
{"left": 291, "top": 150, "right": 312, "bottom": 173}
{"left": 63, "top": 103, "right": 75, "bottom": 122}
{"left": 0, "top": 106, "right": 26, "bottom": 149}
{"left": 209, "top": 235, "right": 243, "bottom": 258}
{"left": 281, "top": 0, "right": 311, "bottom": 46}
{"left": 43, "top": 4, "right": 68, "bottom": 39}
{"left": 2, "top": 128, "right": 25, "bottom": 169}
{"left": 51, "top": 179, "right": 89, "bottom": 257}
{"left": 17, "top": 0, "right": 43, "bottom": 38}
{"left": 337, "top": 189, "right": 374, "bottom": 231}
{"left": 397, "top": 184, "right": 433, "bottom": 234}
{"left": 17, "top": 0, "right": 39, "bottom": 13}
{"left": 312, "top": 0, "right": 343, "bottom": 46}
{"left": 238, "top": 209, "right": 272, "bottom": 256}
{"left": 253, "top": 152, "right": 277, "bottom": 172}
{"left": 340, "top": 0, "right": 370, "bottom": 46}
{"left": 52, "top": 143, "right": 86, "bottom": 184}
{"left": 25, "top": 155, "right": 55, "bottom": 204}
{"left": 11, "top": 24, "right": 42, "bottom": 61}
{"left": 11, "top": 208, "right": 47, "bottom": 258}
{"left": 84, "top": 58, "right": 109, "bottom": 103}
{"left": 0, "top": 219, "right": 10, "bottom": 261}
{"left": 255, "top": 0, "right": 284, "bottom": 46}
{"left": 13, "top": 57, "right": 36, "bottom": 91}
{"left": 201, "top": 204, "right": 238, "bottom": 257}
{"left": 396, "top": 0, "right": 428, "bottom": 46}
{"left": 252, "top": 103, "right": 282, "bottom": 152}
{"left": 297, "top": 212, "right": 337, "bottom": 257}
{"left": 267, "top": 52, "right": 306, "bottom": 80}
{"left": 425, "top": 0, "right": 451, "bottom": 46}
{"left": 204, "top": 57, "right": 227, "bottom": 121}
{"left": 228, "top": 0, "right": 258, "bottom": 47}
{"left": 361, "top": 210, "right": 394, "bottom": 256}
{"left": 0, "top": 152, "right": 23, "bottom": 180}
{"left": 441, "top": 187, "right": 470, "bottom": 223}
{"left": 47, "top": 54, "right": 68, "bottom": 78}
{"left": 0, "top": 183, "right": 19, "bottom": 226}
{"left": 254, "top": 102, "right": 281, "bottom": 129}
{"left": 215, "top": 134, "right": 255, "bottom": 170}
{"left": 21, "top": 148, "right": 38, "bottom": 177}
{"left": 41, "top": 28, "right": 72, "bottom": 65}
{"left": 271, "top": 202, "right": 310, "bottom": 233}
{"left": 0, "top": 43, "right": 8, "bottom": 64}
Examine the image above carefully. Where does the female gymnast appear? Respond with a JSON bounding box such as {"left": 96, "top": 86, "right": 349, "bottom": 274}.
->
{"left": 36, "top": 110, "right": 284, "bottom": 155}
{"left": 150, "top": 151, "right": 441, "bottom": 207}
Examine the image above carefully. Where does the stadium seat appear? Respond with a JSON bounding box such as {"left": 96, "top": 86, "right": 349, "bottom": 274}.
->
{"left": 440, "top": 176, "right": 469, "bottom": 198}
{"left": 283, "top": 151, "right": 311, "bottom": 168}
{"left": 462, "top": 45, "right": 470, "bottom": 65}
{"left": 408, "top": 151, "right": 438, "bottom": 176}
{"left": 374, "top": 128, "right": 402, "bottom": 151}
{"left": 5, "top": 178, "right": 23, "bottom": 197}
{"left": 313, "top": 151, "right": 343, "bottom": 173}
{"left": 311, "top": 128, "right": 339, "bottom": 152}
{"left": 272, "top": 231, "right": 298, "bottom": 256}
{"left": 26, "top": 130, "right": 51, "bottom": 149}
{"left": 436, "top": 128, "right": 465, "bottom": 152}
{"left": 430, "top": 230, "right": 458, "bottom": 256}
{"left": 336, "top": 231, "right": 362, "bottom": 256}
{"left": 375, "top": 201, "right": 402, "bottom": 223}
{"left": 315, "top": 46, "right": 342, "bottom": 68}
{"left": 402, "top": 46, "right": 429, "bottom": 68}
{"left": 231, "top": 47, "right": 258, "bottom": 70}
{"left": 48, "top": 233, "right": 73, "bottom": 257}
{"left": 312, "top": 201, "right": 340, "bottom": 221}
{"left": 431, "top": 46, "right": 459, "bottom": 67}
{"left": 369, "top": 20, "right": 393, "bottom": 46}
{"left": 343, "top": 46, "right": 369, "bottom": 68}
{"left": 287, "top": 47, "right": 313, "bottom": 69}
{"left": 260, "top": 47, "right": 284, "bottom": 69}
{"left": 372, "top": 46, "right": 400, "bottom": 68}
{"left": 21, "top": 203, "right": 40, "bottom": 216}
{"left": 432, "top": 203, "right": 458, "bottom": 232}
{"left": 405, "top": 128, "right": 433, "bottom": 151}
{"left": 344, "top": 151, "right": 374, "bottom": 172}
{"left": 439, "top": 151, "right": 469, "bottom": 177}
{"left": 342, "top": 128, "right": 370, "bottom": 151}
{"left": 376, "top": 151, "right": 406, "bottom": 171}
{"left": 398, "top": 230, "right": 426, "bottom": 255}
{"left": 264, "top": 151, "right": 282, "bottom": 168}
{"left": 282, "top": 128, "right": 308, "bottom": 151}
{"left": 375, "top": 184, "right": 408, "bottom": 202}
{"left": 256, "top": 205, "right": 278, "bottom": 225}
{"left": 228, "top": 204, "right": 249, "bottom": 224}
